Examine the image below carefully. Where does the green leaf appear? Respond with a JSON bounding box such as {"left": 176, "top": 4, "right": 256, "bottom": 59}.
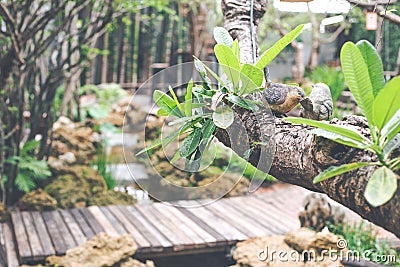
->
{"left": 364, "top": 166, "right": 398, "bottom": 207}
{"left": 311, "top": 129, "right": 368, "bottom": 149}
{"left": 383, "top": 133, "right": 400, "bottom": 157}
{"left": 356, "top": 40, "right": 385, "bottom": 97}
{"left": 373, "top": 76, "right": 400, "bottom": 130}
{"left": 213, "top": 27, "right": 233, "bottom": 48}
{"left": 201, "top": 119, "right": 216, "bottom": 141}
{"left": 15, "top": 172, "right": 36, "bottom": 193}
{"left": 184, "top": 79, "right": 194, "bottom": 116}
{"left": 226, "top": 95, "right": 259, "bottom": 111}
{"left": 313, "top": 162, "right": 374, "bottom": 183}
{"left": 340, "top": 42, "right": 375, "bottom": 127}
{"left": 214, "top": 44, "right": 241, "bottom": 89}
{"left": 213, "top": 104, "right": 234, "bottom": 129}
{"left": 193, "top": 86, "right": 216, "bottom": 98}
{"left": 21, "top": 140, "right": 40, "bottom": 156}
{"left": 240, "top": 64, "right": 264, "bottom": 95}
{"left": 136, "top": 120, "right": 198, "bottom": 155}
{"left": 194, "top": 56, "right": 227, "bottom": 87}
{"left": 285, "top": 117, "right": 369, "bottom": 145}
{"left": 255, "top": 24, "right": 304, "bottom": 69}
{"left": 168, "top": 113, "right": 210, "bottom": 126}
{"left": 157, "top": 108, "right": 169, "bottom": 116}
{"left": 180, "top": 128, "right": 202, "bottom": 158}
{"left": 169, "top": 85, "right": 184, "bottom": 113}
{"left": 232, "top": 39, "right": 240, "bottom": 61}
{"left": 153, "top": 90, "right": 182, "bottom": 117}
{"left": 380, "top": 108, "right": 400, "bottom": 143}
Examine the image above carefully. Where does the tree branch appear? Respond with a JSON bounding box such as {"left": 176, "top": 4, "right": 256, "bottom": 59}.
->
{"left": 346, "top": 0, "right": 400, "bottom": 25}
{"left": 221, "top": 0, "right": 400, "bottom": 237}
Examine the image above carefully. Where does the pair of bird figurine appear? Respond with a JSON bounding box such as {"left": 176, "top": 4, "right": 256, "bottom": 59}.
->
{"left": 263, "top": 81, "right": 333, "bottom": 121}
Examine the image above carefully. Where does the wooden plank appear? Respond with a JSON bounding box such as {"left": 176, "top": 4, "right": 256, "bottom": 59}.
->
{"left": 243, "top": 196, "right": 299, "bottom": 230}
{"left": 175, "top": 205, "right": 228, "bottom": 245}
{"left": 135, "top": 204, "right": 187, "bottom": 250}
{"left": 60, "top": 210, "right": 87, "bottom": 246}
{"left": 30, "top": 212, "right": 55, "bottom": 257}
{"left": 11, "top": 212, "right": 31, "bottom": 260}
{"left": 205, "top": 199, "right": 274, "bottom": 237}
{"left": 87, "top": 206, "right": 118, "bottom": 236}
{"left": 42, "top": 211, "right": 67, "bottom": 255}
{"left": 117, "top": 205, "right": 164, "bottom": 250}
{"left": 124, "top": 205, "right": 172, "bottom": 248}
{"left": 251, "top": 194, "right": 298, "bottom": 226}
{"left": 152, "top": 203, "right": 211, "bottom": 247}
{"left": 0, "top": 224, "right": 6, "bottom": 267}
{"left": 70, "top": 208, "right": 95, "bottom": 239}
{"left": 3, "top": 223, "right": 19, "bottom": 267}
{"left": 254, "top": 193, "right": 300, "bottom": 222}
{"left": 160, "top": 204, "right": 219, "bottom": 246}
{"left": 99, "top": 206, "right": 127, "bottom": 235}
{"left": 225, "top": 196, "right": 288, "bottom": 233}
{"left": 196, "top": 199, "right": 256, "bottom": 238}
{"left": 176, "top": 200, "right": 247, "bottom": 241}
{"left": 51, "top": 211, "right": 77, "bottom": 250}
{"left": 78, "top": 208, "right": 105, "bottom": 235}
{"left": 107, "top": 205, "right": 150, "bottom": 248}
{"left": 148, "top": 203, "right": 198, "bottom": 250}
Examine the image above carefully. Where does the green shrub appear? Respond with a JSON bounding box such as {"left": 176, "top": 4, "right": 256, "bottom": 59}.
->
{"left": 5, "top": 141, "right": 51, "bottom": 193}
{"left": 328, "top": 221, "right": 400, "bottom": 266}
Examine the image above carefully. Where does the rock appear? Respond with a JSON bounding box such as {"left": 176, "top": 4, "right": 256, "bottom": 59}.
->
{"left": 45, "top": 166, "right": 106, "bottom": 208}
{"left": 53, "top": 116, "right": 75, "bottom": 130}
{"left": 230, "top": 235, "right": 299, "bottom": 266}
{"left": 0, "top": 203, "right": 10, "bottom": 222}
{"left": 144, "top": 116, "right": 164, "bottom": 141}
{"left": 46, "top": 233, "right": 138, "bottom": 267}
{"left": 284, "top": 228, "right": 343, "bottom": 254}
{"left": 89, "top": 190, "right": 136, "bottom": 206}
{"left": 18, "top": 189, "right": 58, "bottom": 211}
{"left": 101, "top": 112, "right": 124, "bottom": 127}
{"left": 50, "top": 118, "right": 98, "bottom": 165}
{"left": 59, "top": 152, "right": 77, "bottom": 164}
{"left": 231, "top": 230, "right": 344, "bottom": 267}
{"left": 298, "top": 193, "right": 332, "bottom": 232}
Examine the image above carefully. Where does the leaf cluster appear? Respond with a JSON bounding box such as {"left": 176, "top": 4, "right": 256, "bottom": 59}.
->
{"left": 137, "top": 25, "right": 304, "bottom": 173}
{"left": 286, "top": 40, "right": 400, "bottom": 207}
{"left": 5, "top": 141, "right": 51, "bottom": 193}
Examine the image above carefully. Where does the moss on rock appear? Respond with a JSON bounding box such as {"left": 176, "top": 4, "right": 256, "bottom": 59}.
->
{"left": 46, "top": 233, "right": 138, "bottom": 267}
{"left": 45, "top": 166, "right": 107, "bottom": 208}
{"left": 89, "top": 190, "right": 136, "bottom": 206}
{"left": 18, "top": 189, "right": 57, "bottom": 211}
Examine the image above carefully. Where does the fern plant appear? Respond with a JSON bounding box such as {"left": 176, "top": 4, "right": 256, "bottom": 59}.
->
{"left": 137, "top": 25, "right": 304, "bottom": 173}
{"left": 286, "top": 40, "right": 400, "bottom": 207}
{"left": 5, "top": 141, "right": 51, "bottom": 193}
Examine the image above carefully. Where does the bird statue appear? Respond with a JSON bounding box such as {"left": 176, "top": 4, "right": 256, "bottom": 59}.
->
{"left": 263, "top": 82, "right": 305, "bottom": 115}
{"left": 300, "top": 83, "right": 333, "bottom": 121}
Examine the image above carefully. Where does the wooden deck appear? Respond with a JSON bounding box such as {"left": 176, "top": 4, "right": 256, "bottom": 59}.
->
{"left": 1, "top": 185, "right": 399, "bottom": 266}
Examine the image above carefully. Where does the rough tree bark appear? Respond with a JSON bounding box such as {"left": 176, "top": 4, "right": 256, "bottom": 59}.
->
{"left": 220, "top": 0, "right": 400, "bottom": 237}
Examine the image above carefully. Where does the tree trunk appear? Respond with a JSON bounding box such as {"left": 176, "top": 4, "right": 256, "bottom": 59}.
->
{"left": 308, "top": 9, "right": 320, "bottom": 71}
{"left": 220, "top": 0, "right": 400, "bottom": 237}
{"left": 117, "top": 17, "right": 126, "bottom": 83}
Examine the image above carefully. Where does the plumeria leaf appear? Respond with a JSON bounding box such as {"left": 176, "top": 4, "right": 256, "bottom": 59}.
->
{"left": 313, "top": 162, "right": 375, "bottom": 183}
{"left": 364, "top": 166, "right": 398, "bottom": 207}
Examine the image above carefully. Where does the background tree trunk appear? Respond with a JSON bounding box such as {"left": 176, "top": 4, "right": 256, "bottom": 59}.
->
{"left": 220, "top": 0, "right": 400, "bottom": 237}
